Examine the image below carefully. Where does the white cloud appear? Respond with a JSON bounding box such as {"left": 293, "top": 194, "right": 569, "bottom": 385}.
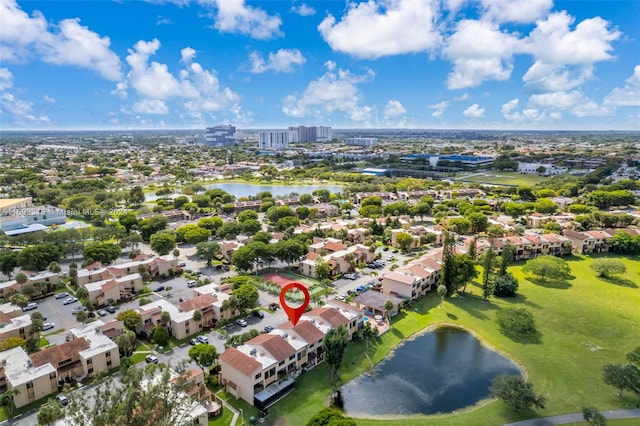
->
{"left": 522, "top": 11, "right": 621, "bottom": 91}
{"left": 444, "top": 19, "right": 520, "bottom": 89}
{"left": 463, "top": 103, "right": 485, "bottom": 118}
{"left": 43, "top": 95, "right": 55, "bottom": 103}
{"left": 480, "top": 0, "right": 553, "bottom": 24}
{"left": 501, "top": 98, "right": 520, "bottom": 120}
{"left": 249, "top": 49, "right": 306, "bottom": 74}
{"left": 133, "top": 99, "right": 169, "bottom": 115}
{"left": 213, "top": 0, "right": 282, "bottom": 40}
{"left": 0, "top": 0, "right": 122, "bottom": 80}
{"left": 604, "top": 65, "right": 640, "bottom": 107}
{"left": 156, "top": 16, "right": 172, "bottom": 26}
{"left": 501, "top": 99, "right": 560, "bottom": 123}
{"left": 126, "top": 39, "right": 182, "bottom": 99}
{"left": 529, "top": 90, "right": 584, "bottom": 110}
{"left": 384, "top": 99, "right": 407, "bottom": 118}
{"left": 318, "top": 0, "right": 442, "bottom": 59}
{"left": 290, "top": 3, "right": 315, "bottom": 16}
{"left": 181, "top": 47, "right": 197, "bottom": 63}
{"left": 0, "top": 67, "right": 50, "bottom": 126}
{"left": 571, "top": 100, "right": 613, "bottom": 117}
{"left": 282, "top": 61, "right": 375, "bottom": 122}
{"left": 429, "top": 100, "right": 449, "bottom": 117}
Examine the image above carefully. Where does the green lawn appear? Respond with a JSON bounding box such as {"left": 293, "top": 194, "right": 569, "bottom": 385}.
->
{"left": 208, "top": 407, "right": 234, "bottom": 425}
{"left": 261, "top": 254, "right": 640, "bottom": 426}
{"left": 453, "top": 171, "right": 549, "bottom": 186}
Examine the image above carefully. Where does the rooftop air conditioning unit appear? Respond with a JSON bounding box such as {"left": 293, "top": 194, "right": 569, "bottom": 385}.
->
{"left": 282, "top": 333, "right": 288, "bottom": 338}
{"left": 250, "top": 349, "right": 257, "bottom": 356}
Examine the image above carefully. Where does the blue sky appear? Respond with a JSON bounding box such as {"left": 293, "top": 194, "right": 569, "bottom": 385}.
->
{"left": 0, "top": 0, "right": 638, "bottom": 130}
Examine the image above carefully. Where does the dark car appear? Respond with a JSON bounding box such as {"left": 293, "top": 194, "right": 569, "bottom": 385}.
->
{"left": 154, "top": 285, "right": 165, "bottom": 292}
{"left": 105, "top": 305, "right": 116, "bottom": 314}
{"left": 263, "top": 325, "right": 274, "bottom": 333}
{"left": 55, "top": 292, "right": 69, "bottom": 299}
{"left": 383, "top": 247, "right": 390, "bottom": 251}
{"left": 253, "top": 310, "right": 265, "bottom": 318}
{"left": 392, "top": 249, "right": 399, "bottom": 253}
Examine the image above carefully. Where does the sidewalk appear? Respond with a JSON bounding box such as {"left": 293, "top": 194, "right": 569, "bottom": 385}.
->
{"left": 503, "top": 409, "right": 640, "bottom": 426}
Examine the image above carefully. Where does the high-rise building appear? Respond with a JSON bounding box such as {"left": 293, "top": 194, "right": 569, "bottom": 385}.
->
{"left": 288, "top": 126, "right": 332, "bottom": 142}
{"left": 258, "top": 131, "right": 297, "bottom": 150}
{"left": 343, "top": 137, "right": 378, "bottom": 147}
{"left": 205, "top": 125, "right": 236, "bottom": 146}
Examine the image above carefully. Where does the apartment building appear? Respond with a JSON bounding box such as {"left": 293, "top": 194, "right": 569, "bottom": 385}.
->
{"left": 468, "top": 233, "right": 572, "bottom": 260}
{"left": 564, "top": 230, "right": 614, "bottom": 254}
{"left": 84, "top": 273, "right": 143, "bottom": 306}
{"left": 343, "top": 137, "right": 378, "bottom": 147}
{"left": 0, "top": 346, "right": 58, "bottom": 408}
{"left": 258, "top": 131, "right": 297, "bottom": 150}
{"left": 0, "top": 270, "right": 60, "bottom": 300}
{"left": 300, "top": 242, "right": 375, "bottom": 278}
{"left": 205, "top": 125, "right": 236, "bottom": 147}
{"left": 0, "top": 303, "right": 35, "bottom": 345}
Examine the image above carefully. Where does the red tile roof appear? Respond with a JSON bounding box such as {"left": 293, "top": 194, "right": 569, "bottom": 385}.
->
{"left": 247, "top": 334, "right": 296, "bottom": 362}
{"left": 30, "top": 338, "right": 90, "bottom": 368}
{"left": 220, "top": 347, "right": 262, "bottom": 376}
{"left": 306, "top": 307, "right": 349, "bottom": 327}
{"left": 279, "top": 320, "right": 325, "bottom": 343}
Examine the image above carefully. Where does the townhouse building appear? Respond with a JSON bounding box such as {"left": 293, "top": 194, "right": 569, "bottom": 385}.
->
{"left": 0, "top": 346, "right": 57, "bottom": 408}
{"left": 299, "top": 243, "right": 375, "bottom": 278}
{"left": 0, "top": 303, "right": 35, "bottom": 345}
{"left": 563, "top": 229, "right": 614, "bottom": 254}
{"left": 0, "top": 270, "right": 60, "bottom": 300}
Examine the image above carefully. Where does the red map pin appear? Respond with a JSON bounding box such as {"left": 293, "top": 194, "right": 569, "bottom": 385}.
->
{"left": 279, "top": 282, "right": 310, "bottom": 326}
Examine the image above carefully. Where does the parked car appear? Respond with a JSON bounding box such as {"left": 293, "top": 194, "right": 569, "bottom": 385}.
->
{"left": 105, "top": 305, "right": 116, "bottom": 314}
{"left": 344, "top": 273, "right": 357, "bottom": 280}
{"left": 383, "top": 247, "right": 390, "bottom": 251}
{"left": 197, "top": 335, "right": 209, "bottom": 344}
{"left": 145, "top": 355, "right": 159, "bottom": 364}
{"left": 97, "top": 309, "right": 108, "bottom": 317}
{"left": 263, "top": 325, "right": 274, "bottom": 333}
{"left": 63, "top": 297, "right": 78, "bottom": 305}
{"left": 55, "top": 292, "right": 69, "bottom": 299}
{"left": 187, "top": 280, "right": 197, "bottom": 288}
{"left": 386, "top": 256, "right": 395, "bottom": 261}
{"left": 235, "top": 319, "right": 248, "bottom": 327}
{"left": 392, "top": 249, "right": 399, "bottom": 253}
{"left": 154, "top": 285, "right": 165, "bottom": 292}
{"left": 23, "top": 302, "right": 38, "bottom": 312}
{"left": 357, "top": 285, "right": 368, "bottom": 292}
{"left": 72, "top": 306, "right": 87, "bottom": 314}
{"left": 56, "top": 394, "right": 69, "bottom": 406}
{"left": 252, "top": 310, "right": 264, "bottom": 318}
{"left": 42, "top": 322, "right": 55, "bottom": 331}
{"left": 189, "top": 338, "right": 199, "bottom": 345}
{"left": 178, "top": 262, "right": 187, "bottom": 267}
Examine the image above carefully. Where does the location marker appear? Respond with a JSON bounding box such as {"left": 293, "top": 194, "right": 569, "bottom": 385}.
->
{"left": 279, "top": 282, "right": 310, "bottom": 326}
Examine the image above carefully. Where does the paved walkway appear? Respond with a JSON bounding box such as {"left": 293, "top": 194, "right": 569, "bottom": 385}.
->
{"left": 216, "top": 393, "right": 241, "bottom": 426}
{"left": 503, "top": 409, "right": 640, "bottom": 425}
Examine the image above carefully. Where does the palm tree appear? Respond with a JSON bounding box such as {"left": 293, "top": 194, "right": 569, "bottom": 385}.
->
{"left": 193, "top": 309, "right": 203, "bottom": 330}
{"left": 384, "top": 299, "right": 394, "bottom": 325}
{"left": 0, "top": 388, "right": 20, "bottom": 416}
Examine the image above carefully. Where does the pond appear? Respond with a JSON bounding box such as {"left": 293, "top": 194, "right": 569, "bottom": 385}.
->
{"left": 145, "top": 182, "right": 344, "bottom": 201}
{"left": 340, "top": 327, "right": 521, "bottom": 417}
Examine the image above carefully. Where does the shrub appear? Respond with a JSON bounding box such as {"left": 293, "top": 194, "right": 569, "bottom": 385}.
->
{"left": 139, "top": 297, "right": 152, "bottom": 306}
{"left": 494, "top": 273, "right": 519, "bottom": 297}
{"left": 497, "top": 307, "right": 536, "bottom": 336}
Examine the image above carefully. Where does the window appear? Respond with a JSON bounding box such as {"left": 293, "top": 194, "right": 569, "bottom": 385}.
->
{"left": 255, "top": 373, "right": 261, "bottom": 380}
{"left": 26, "top": 382, "right": 33, "bottom": 389}
{"left": 278, "top": 361, "right": 285, "bottom": 366}
{"left": 87, "top": 359, "right": 92, "bottom": 365}
{"left": 106, "top": 351, "right": 111, "bottom": 357}
{"left": 289, "top": 355, "right": 295, "bottom": 361}
{"left": 49, "top": 372, "right": 56, "bottom": 379}
{"left": 107, "top": 360, "right": 112, "bottom": 367}
{"left": 88, "top": 368, "right": 93, "bottom": 374}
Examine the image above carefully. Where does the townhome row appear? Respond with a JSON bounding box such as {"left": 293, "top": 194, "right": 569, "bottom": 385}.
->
{"left": 0, "top": 319, "right": 123, "bottom": 408}
{"left": 220, "top": 302, "right": 363, "bottom": 410}
{"left": 0, "top": 270, "right": 60, "bottom": 300}
{"left": 299, "top": 237, "right": 376, "bottom": 278}
{"left": 0, "top": 302, "right": 36, "bottom": 345}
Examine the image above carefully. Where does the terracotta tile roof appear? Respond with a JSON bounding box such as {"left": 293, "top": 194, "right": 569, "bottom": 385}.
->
{"left": 307, "top": 307, "right": 349, "bottom": 327}
{"left": 102, "top": 279, "right": 119, "bottom": 292}
{"left": 305, "top": 252, "right": 321, "bottom": 261}
{"left": 324, "top": 241, "right": 346, "bottom": 252}
{"left": 220, "top": 347, "right": 262, "bottom": 376}
{"left": 279, "top": 320, "right": 325, "bottom": 343}
{"left": 30, "top": 337, "right": 90, "bottom": 368}
{"left": 247, "top": 334, "right": 296, "bottom": 362}
{"left": 383, "top": 271, "right": 418, "bottom": 285}
{"left": 178, "top": 293, "right": 217, "bottom": 312}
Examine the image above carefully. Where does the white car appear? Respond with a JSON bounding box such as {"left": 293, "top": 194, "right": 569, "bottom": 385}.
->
{"left": 42, "top": 322, "right": 55, "bottom": 331}
{"left": 197, "top": 335, "right": 209, "bottom": 344}
{"left": 145, "top": 355, "right": 159, "bottom": 364}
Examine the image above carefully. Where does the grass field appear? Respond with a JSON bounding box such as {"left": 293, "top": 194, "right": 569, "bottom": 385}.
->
{"left": 260, "top": 253, "right": 640, "bottom": 426}
{"left": 453, "top": 171, "right": 549, "bottom": 186}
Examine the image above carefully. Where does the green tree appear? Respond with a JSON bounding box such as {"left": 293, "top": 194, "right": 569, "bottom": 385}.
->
{"left": 437, "top": 285, "right": 447, "bottom": 308}
{"left": 197, "top": 216, "right": 223, "bottom": 232}
{"left": 467, "top": 211, "right": 489, "bottom": 233}
{"left": 481, "top": 248, "right": 495, "bottom": 300}
{"left": 151, "top": 326, "right": 169, "bottom": 346}
{"left": 149, "top": 232, "right": 176, "bottom": 256}
{"left": 76, "top": 310, "right": 88, "bottom": 323}
{"left": 83, "top": 243, "right": 121, "bottom": 265}
{"left": 497, "top": 308, "right": 536, "bottom": 336}
{"left": 192, "top": 309, "right": 203, "bottom": 330}
{"left": 175, "top": 224, "right": 210, "bottom": 245}
{"left": 15, "top": 271, "right": 27, "bottom": 285}
{"left": 611, "top": 231, "right": 640, "bottom": 254}
{"left": 116, "top": 309, "right": 141, "bottom": 331}
{"left": 452, "top": 254, "right": 479, "bottom": 293}
{"left": 115, "top": 330, "right": 137, "bottom": 357}
{"left": 196, "top": 241, "right": 221, "bottom": 266}
{"left": 231, "top": 283, "right": 259, "bottom": 313}
{"left": 323, "top": 325, "right": 349, "bottom": 381}
{"left": 494, "top": 273, "right": 520, "bottom": 297}
{"left": 383, "top": 299, "right": 394, "bottom": 324}
{"left": 306, "top": 408, "right": 356, "bottom": 426}
{"left": 231, "top": 245, "right": 256, "bottom": 273}
{"left": 490, "top": 374, "right": 546, "bottom": 412}
{"left": 188, "top": 343, "right": 218, "bottom": 372}
{"left": 47, "top": 261, "right": 62, "bottom": 274}
{"left": 0, "top": 388, "right": 20, "bottom": 417}
{"left": 499, "top": 244, "right": 514, "bottom": 276}
{"left": 38, "top": 399, "right": 65, "bottom": 425}
{"left": 522, "top": 255, "right": 570, "bottom": 281}
{"left": 252, "top": 231, "right": 272, "bottom": 245}
{"left": 0, "top": 250, "right": 18, "bottom": 279}
{"left": 64, "top": 363, "right": 202, "bottom": 425}
{"left": 17, "top": 244, "right": 63, "bottom": 271}
{"left": 128, "top": 186, "right": 145, "bottom": 206}
{"left": 534, "top": 198, "right": 558, "bottom": 214}
{"left": 237, "top": 210, "right": 258, "bottom": 223}
{"left": 395, "top": 232, "right": 414, "bottom": 252}
{"left": 9, "top": 293, "right": 29, "bottom": 308}
{"left": 590, "top": 258, "right": 627, "bottom": 278}
{"left": 582, "top": 406, "right": 607, "bottom": 426}
{"left": 602, "top": 364, "right": 630, "bottom": 397}
{"left": 241, "top": 219, "right": 263, "bottom": 236}
{"left": 118, "top": 212, "right": 139, "bottom": 233}
{"left": 315, "top": 258, "right": 331, "bottom": 280}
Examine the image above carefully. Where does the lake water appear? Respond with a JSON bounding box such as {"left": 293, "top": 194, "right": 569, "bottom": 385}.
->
{"left": 145, "top": 182, "right": 344, "bottom": 201}
{"left": 340, "top": 327, "right": 521, "bottom": 416}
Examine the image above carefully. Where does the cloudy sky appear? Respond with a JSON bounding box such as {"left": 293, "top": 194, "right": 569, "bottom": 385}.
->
{"left": 1, "top": 0, "right": 638, "bottom": 130}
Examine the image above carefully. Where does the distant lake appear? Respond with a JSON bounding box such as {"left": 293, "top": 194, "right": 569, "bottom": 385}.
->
{"left": 145, "top": 182, "right": 344, "bottom": 201}
{"left": 341, "top": 327, "right": 521, "bottom": 417}
{"left": 203, "top": 182, "right": 344, "bottom": 199}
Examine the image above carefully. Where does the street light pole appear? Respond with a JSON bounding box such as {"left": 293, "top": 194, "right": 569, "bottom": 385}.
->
{"left": 239, "top": 408, "right": 244, "bottom": 425}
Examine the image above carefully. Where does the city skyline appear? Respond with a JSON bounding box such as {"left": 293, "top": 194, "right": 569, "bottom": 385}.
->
{"left": 0, "top": 0, "right": 639, "bottom": 131}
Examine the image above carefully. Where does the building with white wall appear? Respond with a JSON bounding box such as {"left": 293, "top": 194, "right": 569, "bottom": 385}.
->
{"left": 205, "top": 125, "right": 236, "bottom": 146}
{"left": 343, "top": 137, "right": 378, "bottom": 147}
{"left": 258, "top": 131, "right": 297, "bottom": 150}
